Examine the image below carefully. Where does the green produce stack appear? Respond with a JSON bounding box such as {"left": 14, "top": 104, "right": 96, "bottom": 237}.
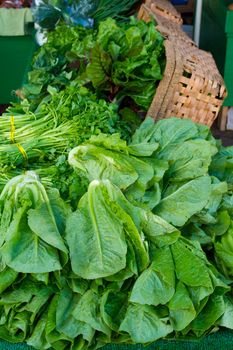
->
{"left": 1, "top": 117, "right": 233, "bottom": 350}
{"left": 0, "top": 13, "right": 233, "bottom": 350}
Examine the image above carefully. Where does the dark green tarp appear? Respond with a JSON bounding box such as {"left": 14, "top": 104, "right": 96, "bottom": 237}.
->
{"left": 1, "top": 329, "right": 233, "bottom": 350}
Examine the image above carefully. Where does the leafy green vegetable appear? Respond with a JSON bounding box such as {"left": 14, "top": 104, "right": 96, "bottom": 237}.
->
{"left": 130, "top": 246, "right": 175, "bottom": 306}
{"left": 91, "top": 0, "right": 141, "bottom": 25}
{"left": 210, "top": 146, "right": 233, "bottom": 188}
{"left": 68, "top": 136, "right": 154, "bottom": 192}
{"left": 169, "top": 281, "right": 196, "bottom": 331}
{"left": 219, "top": 295, "right": 233, "bottom": 329}
{"left": 154, "top": 176, "right": 212, "bottom": 227}
{"left": 189, "top": 294, "right": 226, "bottom": 337}
{"left": 0, "top": 117, "right": 233, "bottom": 350}
{"left": 119, "top": 304, "right": 173, "bottom": 343}
{"left": 141, "top": 211, "right": 180, "bottom": 247}
{"left": 100, "top": 290, "right": 128, "bottom": 331}
{"left": 214, "top": 222, "right": 233, "bottom": 277}
{"left": 73, "top": 289, "right": 110, "bottom": 336}
{"left": 87, "top": 17, "right": 165, "bottom": 110}
{"left": 21, "top": 24, "right": 95, "bottom": 109}
{"left": 0, "top": 172, "right": 68, "bottom": 274}
{"left": 66, "top": 180, "right": 128, "bottom": 279}
{"left": 164, "top": 139, "right": 217, "bottom": 182}
{"left": 56, "top": 287, "right": 94, "bottom": 340}
{"left": 20, "top": 17, "right": 165, "bottom": 113}
{"left": 171, "top": 239, "right": 212, "bottom": 288}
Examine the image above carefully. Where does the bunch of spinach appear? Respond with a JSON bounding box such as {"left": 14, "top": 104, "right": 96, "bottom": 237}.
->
{"left": 20, "top": 17, "right": 165, "bottom": 112}
{"left": 86, "top": 17, "right": 165, "bottom": 110}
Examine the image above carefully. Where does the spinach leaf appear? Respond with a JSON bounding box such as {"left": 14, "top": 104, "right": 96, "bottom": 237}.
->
{"left": 130, "top": 246, "right": 175, "bottom": 306}
{"left": 119, "top": 304, "right": 173, "bottom": 343}
{"left": 154, "top": 176, "right": 212, "bottom": 227}
{"left": 66, "top": 180, "right": 127, "bottom": 279}
{"left": 169, "top": 282, "right": 196, "bottom": 331}
{"left": 0, "top": 173, "right": 68, "bottom": 274}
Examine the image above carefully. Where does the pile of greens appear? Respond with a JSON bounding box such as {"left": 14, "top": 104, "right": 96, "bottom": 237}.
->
{"left": 21, "top": 17, "right": 165, "bottom": 112}
{"left": 0, "top": 117, "right": 233, "bottom": 350}
{"left": 2, "top": 16, "right": 164, "bottom": 203}
{"left": 1, "top": 7, "right": 233, "bottom": 350}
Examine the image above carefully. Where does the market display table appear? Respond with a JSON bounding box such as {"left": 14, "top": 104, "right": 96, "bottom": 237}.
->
{"left": 1, "top": 330, "right": 233, "bottom": 350}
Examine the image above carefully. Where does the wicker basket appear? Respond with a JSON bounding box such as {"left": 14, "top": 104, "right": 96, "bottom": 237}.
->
{"left": 144, "top": 0, "right": 183, "bottom": 24}
{"left": 139, "top": 3, "right": 195, "bottom": 45}
{"left": 138, "top": 1, "right": 226, "bottom": 127}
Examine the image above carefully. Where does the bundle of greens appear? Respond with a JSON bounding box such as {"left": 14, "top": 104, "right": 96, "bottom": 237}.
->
{"left": 20, "top": 17, "right": 165, "bottom": 112}
{"left": 0, "top": 118, "right": 233, "bottom": 350}
{"left": 20, "top": 24, "right": 95, "bottom": 110}
{"left": 0, "top": 85, "right": 136, "bottom": 196}
{"left": 0, "top": 111, "right": 76, "bottom": 166}
{"left": 86, "top": 17, "right": 165, "bottom": 110}
{"left": 35, "top": 85, "right": 137, "bottom": 141}
{"left": 91, "top": 0, "right": 141, "bottom": 25}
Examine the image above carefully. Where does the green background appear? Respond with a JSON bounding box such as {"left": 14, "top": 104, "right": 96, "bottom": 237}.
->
{"left": 199, "top": 0, "right": 233, "bottom": 106}
{"left": 0, "top": 35, "right": 36, "bottom": 104}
